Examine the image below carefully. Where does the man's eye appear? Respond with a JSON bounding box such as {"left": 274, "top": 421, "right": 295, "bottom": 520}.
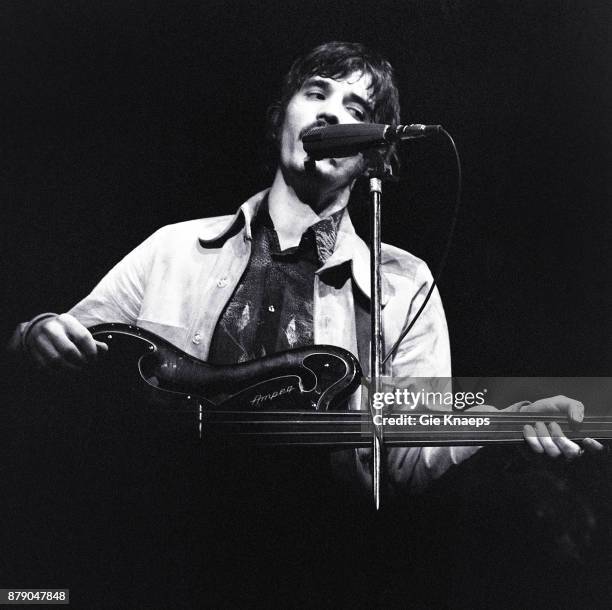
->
{"left": 347, "top": 106, "right": 366, "bottom": 121}
{"left": 305, "top": 90, "right": 325, "bottom": 100}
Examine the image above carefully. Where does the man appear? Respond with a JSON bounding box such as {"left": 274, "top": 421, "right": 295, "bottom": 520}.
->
{"left": 9, "top": 41, "right": 601, "bottom": 494}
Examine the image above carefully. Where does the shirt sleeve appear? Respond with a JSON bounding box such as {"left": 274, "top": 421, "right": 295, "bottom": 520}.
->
{"left": 66, "top": 230, "right": 161, "bottom": 328}
{"left": 353, "top": 261, "right": 481, "bottom": 496}
{"left": 392, "top": 262, "right": 481, "bottom": 492}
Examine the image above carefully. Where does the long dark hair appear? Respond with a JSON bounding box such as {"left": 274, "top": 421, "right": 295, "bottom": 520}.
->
{"left": 267, "top": 41, "right": 401, "bottom": 144}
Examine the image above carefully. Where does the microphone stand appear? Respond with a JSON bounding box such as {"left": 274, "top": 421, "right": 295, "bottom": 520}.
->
{"left": 364, "top": 152, "right": 394, "bottom": 510}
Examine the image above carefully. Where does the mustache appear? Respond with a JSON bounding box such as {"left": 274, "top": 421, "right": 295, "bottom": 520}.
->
{"left": 299, "top": 120, "right": 328, "bottom": 140}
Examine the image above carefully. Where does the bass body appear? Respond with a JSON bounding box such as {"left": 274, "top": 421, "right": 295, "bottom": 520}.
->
{"left": 89, "top": 322, "right": 362, "bottom": 413}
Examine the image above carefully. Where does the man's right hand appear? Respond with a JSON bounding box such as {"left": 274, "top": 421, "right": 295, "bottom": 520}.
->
{"left": 25, "top": 313, "right": 108, "bottom": 370}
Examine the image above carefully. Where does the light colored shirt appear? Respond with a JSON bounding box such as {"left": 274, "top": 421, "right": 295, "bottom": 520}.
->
{"left": 17, "top": 189, "right": 480, "bottom": 493}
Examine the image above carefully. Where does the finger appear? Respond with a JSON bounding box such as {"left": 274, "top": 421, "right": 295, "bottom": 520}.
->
{"left": 582, "top": 438, "right": 605, "bottom": 454}
{"left": 523, "top": 424, "right": 544, "bottom": 454}
{"left": 521, "top": 396, "right": 584, "bottom": 423}
{"left": 35, "top": 334, "right": 82, "bottom": 371}
{"left": 535, "top": 421, "right": 562, "bottom": 458}
{"left": 60, "top": 316, "right": 98, "bottom": 361}
{"left": 70, "top": 330, "right": 99, "bottom": 361}
{"left": 548, "top": 422, "right": 582, "bottom": 460}
{"left": 35, "top": 333, "right": 63, "bottom": 368}
{"left": 45, "top": 331, "right": 88, "bottom": 367}
{"left": 95, "top": 340, "right": 109, "bottom": 353}
{"left": 29, "top": 343, "right": 51, "bottom": 370}
{"left": 567, "top": 400, "right": 584, "bottom": 425}
{"left": 73, "top": 335, "right": 97, "bottom": 361}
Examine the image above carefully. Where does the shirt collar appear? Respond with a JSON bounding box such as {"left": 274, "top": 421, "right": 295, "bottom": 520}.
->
{"left": 197, "top": 189, "right": 267, "bottom": 244}
{"left": 198, "top": 188, "right": 393, "bottom": 305}
{"left": 254, "top": 199, "right": 344, "bottom": 265}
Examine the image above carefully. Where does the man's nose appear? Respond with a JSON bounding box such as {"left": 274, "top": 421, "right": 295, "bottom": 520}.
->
{"left": 316, "top": 105, "right": 340, "bottom": 126}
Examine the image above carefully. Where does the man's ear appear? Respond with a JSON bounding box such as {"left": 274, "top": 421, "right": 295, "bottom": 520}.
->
{"left": 266, "top": 103, "right": 282, "bottom": 145}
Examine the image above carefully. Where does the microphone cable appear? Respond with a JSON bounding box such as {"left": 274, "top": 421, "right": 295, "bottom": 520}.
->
{"left": 382, "top": 128, "right": 462, "bottom": 366}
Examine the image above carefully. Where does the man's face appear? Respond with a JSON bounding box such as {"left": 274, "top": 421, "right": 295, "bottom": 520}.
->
{"left": 278, "top": 71, "right": 373, "bottom": 189}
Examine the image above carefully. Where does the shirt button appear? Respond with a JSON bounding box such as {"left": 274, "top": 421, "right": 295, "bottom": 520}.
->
{"left": 217, "top": 277, "right": 229, "bottom": 288}
{"left": 192, "top": 331, "right": 202, "bottom": 345}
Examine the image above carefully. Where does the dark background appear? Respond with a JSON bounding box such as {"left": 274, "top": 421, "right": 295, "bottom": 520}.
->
{"left": 2, "top": 1, "right": 612, "bottom": 607}
{"left": 3, "top": 0, "right": 611, "bottom": 375}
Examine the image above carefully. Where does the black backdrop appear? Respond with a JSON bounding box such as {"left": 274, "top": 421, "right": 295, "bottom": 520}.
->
{"left": 4, "top": 0, "right": 611, "bottom": 375}
{"left": 2, "top": 1, "right": 612, "bottom": 607}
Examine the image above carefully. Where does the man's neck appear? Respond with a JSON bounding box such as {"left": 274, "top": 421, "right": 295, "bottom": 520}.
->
{"left": 267, "top": 168, "right": 350, "bottom": 250}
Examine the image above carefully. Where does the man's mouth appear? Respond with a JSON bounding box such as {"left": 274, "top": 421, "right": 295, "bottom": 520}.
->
{"left": 301, "top": 123, "right": 339, "bottom": 166}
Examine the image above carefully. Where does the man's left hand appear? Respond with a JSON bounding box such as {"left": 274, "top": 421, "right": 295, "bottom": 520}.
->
{"left": 518, "top": 395, "right": 604, "bottom": 459}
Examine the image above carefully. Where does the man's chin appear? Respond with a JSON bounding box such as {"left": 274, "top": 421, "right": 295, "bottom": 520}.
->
{"left": 284, "top": 155, "right": 359, "bottom": 188}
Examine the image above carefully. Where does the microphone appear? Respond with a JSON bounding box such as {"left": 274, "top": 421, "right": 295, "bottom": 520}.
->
{"left": 302, "top": 123, "right": 442, "bottom": 160}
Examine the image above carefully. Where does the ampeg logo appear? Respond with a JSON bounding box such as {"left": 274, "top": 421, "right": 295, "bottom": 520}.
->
{"left": 249, "top": 384, "right": 295, "bottom": 408}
